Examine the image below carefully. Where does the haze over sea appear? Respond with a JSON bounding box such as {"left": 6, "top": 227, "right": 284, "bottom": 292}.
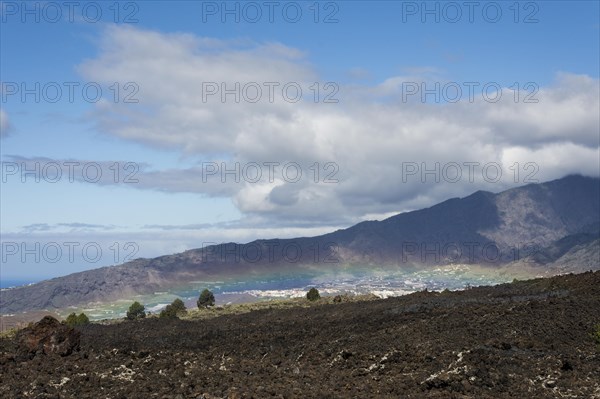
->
{"left": 0, "top": 279, "right": 41, "bottom": 289}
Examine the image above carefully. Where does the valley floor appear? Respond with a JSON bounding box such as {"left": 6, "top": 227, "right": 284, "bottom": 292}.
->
{"left": 1, "top": 271, "right": 599, "bottom": 398}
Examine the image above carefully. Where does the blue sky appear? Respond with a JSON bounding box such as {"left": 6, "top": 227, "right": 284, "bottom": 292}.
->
{"left": 1, "top": 1, "right": 599, "bottom": 281}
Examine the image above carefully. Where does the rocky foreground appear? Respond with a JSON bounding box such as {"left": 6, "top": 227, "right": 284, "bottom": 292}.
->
{"left": 1, "top": 271, "right": 599, "bottom": 399}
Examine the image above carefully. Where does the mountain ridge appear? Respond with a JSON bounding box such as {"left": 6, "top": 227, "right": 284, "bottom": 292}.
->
{"left": 1, "top": 174, "right": 598, "bottom": 313}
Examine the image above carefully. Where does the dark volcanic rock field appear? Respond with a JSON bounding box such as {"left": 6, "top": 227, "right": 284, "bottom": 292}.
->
{"left": 1, "top": 271, "right": 599, "bottom": 398}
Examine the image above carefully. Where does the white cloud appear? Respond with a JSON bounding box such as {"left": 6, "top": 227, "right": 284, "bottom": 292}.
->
{"left": 76, "top": 25, "right": 600, "bottom": 228}
{"left": 0, "top": 109, "right": 10, "bottom": 138}
{"left": 501, "top": 143, "right": 600, "bottom": 182}
{"left": 482, "top": 73, "right": 600, "bottom": 148}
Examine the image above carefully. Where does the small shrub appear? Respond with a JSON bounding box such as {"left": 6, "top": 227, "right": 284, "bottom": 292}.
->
{"left": 333, "top": 295, "right": 342, "bottom": 303}
{"left": 306, "top": 287, "right": 320, "bottom": 301}
{"left": 197, "top": 289, "right": 215, "bottom": 308}
{"left": 64, "top": 312, "right": 90, "bottom": 327}
{"left": 126, "top": 301, "right": 146, "bottom": 320}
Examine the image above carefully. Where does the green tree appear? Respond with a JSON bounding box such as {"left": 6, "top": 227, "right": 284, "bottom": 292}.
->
{"left": 306, "top": 287, "right": 320, "bottom": 301}
{"left": 197, "top": 289, "right": 215, "bottom": 308}
{"left": 171, "top": 298, "right": 187, "bottom": 315}
{"left": 64, "top": 312, "right": 90, "bottom": 327}
{"left": 64, "top": 313, "right": 78, "bottom": 327}
{"left": 160, "top": 298, "right": 187, "bottom": 319}
{"left": 126, "top": 301, "right": 146, "bottom": 320}
{"left": 76, "top": 313, "right": 90, "bottom": 325}
{"left": 159, "top": 304, "right": 177, "bottom": 319}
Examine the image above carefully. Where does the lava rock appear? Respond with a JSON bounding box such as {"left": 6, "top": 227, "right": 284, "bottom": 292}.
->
{"left": 15, "top": 316, "right": 80, "bottom": 360}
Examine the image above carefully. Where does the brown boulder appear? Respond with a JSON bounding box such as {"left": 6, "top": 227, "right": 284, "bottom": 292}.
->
{"left": 15, "top": 316, "right": 80, "bottom": 359}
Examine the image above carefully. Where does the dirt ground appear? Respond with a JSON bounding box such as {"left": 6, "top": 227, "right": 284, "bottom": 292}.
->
{"left": 1, "top": 271, "right": 599, "bottom": 398}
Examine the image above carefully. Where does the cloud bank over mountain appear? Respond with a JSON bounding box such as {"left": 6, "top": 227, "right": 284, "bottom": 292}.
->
{"left": 74, "top": 26, "right": 599, "bottom": 228}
